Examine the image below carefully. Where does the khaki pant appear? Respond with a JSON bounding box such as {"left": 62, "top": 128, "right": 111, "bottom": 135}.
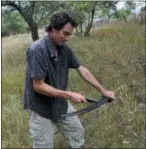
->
{"left": 29, "top": 102, "right": 85, "bottom": 148}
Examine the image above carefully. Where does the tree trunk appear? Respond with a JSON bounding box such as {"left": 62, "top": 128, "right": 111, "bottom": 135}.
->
{"left": 140, "top": 12, "right": 145, "bottom": 25}
{"left": 19, "top": 13, "right": 39, "bottom": 41}
{"left": 80, "top": 22, "right": 83, "bottom": 37}
{"left": 2, "top": 1, "right": 39, "bottom": 41}
{"left": 84, "top": 1, "right": 97, "bottom": 36}
{"left": 75, "top": 27, "right": 79, "bottom": 36}
{"left": 29, "top": 22, "right": 39, "bottom": 41}
{"left": 22, "top": 12, "right": 39, "bottom": 41}
{"left": 76, "top": 22, "right": 83, "bottom": 37}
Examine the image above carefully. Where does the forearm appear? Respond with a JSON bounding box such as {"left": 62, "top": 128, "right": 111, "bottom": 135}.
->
{"left": 78, "top": 66, "right": 106, "bottom": 93}
{"left": 33, "top": 81, "right": 71, "bottom": 99}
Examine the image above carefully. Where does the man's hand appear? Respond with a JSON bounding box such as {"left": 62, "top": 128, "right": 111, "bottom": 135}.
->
{"left": 100, "top": 89, "right": 116, "bottom": 101}
{"left": 67, "top": 91, "right": 87, "bottom": 104}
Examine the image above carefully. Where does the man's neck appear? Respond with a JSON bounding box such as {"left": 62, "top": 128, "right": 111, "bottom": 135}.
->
{"left": 48, "top": 33, "right": 57, "bottom": 46}
{"left": 48, "top": 33, "right": 58, "bottom": 57}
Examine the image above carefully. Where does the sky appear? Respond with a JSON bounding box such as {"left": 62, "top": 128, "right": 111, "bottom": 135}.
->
{"left": 116, "top": 1, "right": 146, "bottom": 14}
{"left": 116, "top": 2, "right": 125, "bottom": 10}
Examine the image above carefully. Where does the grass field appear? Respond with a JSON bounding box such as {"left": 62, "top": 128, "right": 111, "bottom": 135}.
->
{"left": 2, "top": 23, "right": 145, "bottom": 148}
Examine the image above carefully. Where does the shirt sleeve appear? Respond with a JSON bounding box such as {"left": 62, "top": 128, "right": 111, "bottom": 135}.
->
{"left": 27, "top": 44, "right": 47, "bottom": 79}
{"left": 68, "top": 47, "right": 81, "bottom": 69}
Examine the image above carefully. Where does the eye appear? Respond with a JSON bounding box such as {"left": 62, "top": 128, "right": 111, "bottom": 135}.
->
{"left": 63, "top": 31, "right": 71, "bottom": 36}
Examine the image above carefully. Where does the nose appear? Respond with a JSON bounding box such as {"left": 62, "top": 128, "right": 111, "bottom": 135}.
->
{"left": 65, "top": 36, "right": 70, "bottom": 42}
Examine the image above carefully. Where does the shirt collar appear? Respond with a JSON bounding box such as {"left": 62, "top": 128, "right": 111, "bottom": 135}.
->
{"left": 44, "top": 34, "right": 57, "bottom": 58}
{"left": 44, "top": 34, "right": 65, "bottom": 59}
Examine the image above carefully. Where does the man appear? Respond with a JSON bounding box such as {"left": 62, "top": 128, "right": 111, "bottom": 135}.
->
{"left": 24, "top": 12, "right": 115, "bottom": 148}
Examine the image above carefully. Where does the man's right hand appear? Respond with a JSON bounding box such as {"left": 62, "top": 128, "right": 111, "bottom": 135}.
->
{"left": 67, "top": 91, "right": 87, "bottom": 104}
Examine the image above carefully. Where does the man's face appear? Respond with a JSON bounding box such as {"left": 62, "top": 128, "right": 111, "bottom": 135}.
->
{"left": 52, "top": 23, "right": 74, "bottom": 45}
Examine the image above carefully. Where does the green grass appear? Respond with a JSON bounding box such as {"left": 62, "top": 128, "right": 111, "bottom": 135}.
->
{"left": 2, "top": 23, "right": 145, "bottom": 148}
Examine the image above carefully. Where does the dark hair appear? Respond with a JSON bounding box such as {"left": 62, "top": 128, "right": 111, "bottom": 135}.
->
{"left": 45, "top": 12, "right": 78, "bottom": 32}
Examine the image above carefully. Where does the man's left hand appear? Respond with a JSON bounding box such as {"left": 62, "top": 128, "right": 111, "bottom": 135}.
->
{"left": 101, "top": 90, "right": 116, "bottom": 101}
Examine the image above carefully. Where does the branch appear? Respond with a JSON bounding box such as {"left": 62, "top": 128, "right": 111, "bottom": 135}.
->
{"left": 2, "top": 1, "right": 13, "bottom": 6}
{"left": 2, "top": 1, "right": 21, "bottom": 11}
{"left": 26, "top": 2, "right": 36, "bottom": 14}
{"left": 36, "top": 11, "right": 46, "bottom": 24}
{"left": 2, "top": 8, "right": 17, "bottom": 16}
{"left": 18, "top": 1, "right": 21, "bottom": 7}
{"left": 36, "top": 3, "right": 64, "bottom": 24}
{"left": 30, "top": 2, "right": 36, "bottom": 14}
{"left": 2, "top": 1, "right": 33, "bottom": 24}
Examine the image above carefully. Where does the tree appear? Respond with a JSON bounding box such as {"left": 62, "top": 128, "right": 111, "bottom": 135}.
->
{"left": 68, "top": 1, "right": 97, "bottom": 37}
{"left": 60, "top": 1, "right": 117, "bottom": 37}
{"left": 139, "top": 5, "right": 146, "bottom": 25}
{"left": 2, "top": 1, "right": 119, "bottom": 39}
{"left": 112, "top": 1, "right": 136, "bottom": 21}
{"left": 124, "top": 1, "right": 136, "bottom": 10}
{"left": 2, "top": 1, "right": 65, "bottom": 41}
{"left": 2, "top": 10, "right": 28, "bottom": 36}
{"left": 100, "top": 1, "right": 117, "bottom": 20}
{"left": 113, "top": 9, "right": 131, "bottom": 21}
{"left": 84, "top": 1, "right": 97, "bottom": 36}
{"left": 2, "top": 1, "right": 40, "bottom": 41}
{"left": 141, "top": 5, "right": 146, "bottom": 12}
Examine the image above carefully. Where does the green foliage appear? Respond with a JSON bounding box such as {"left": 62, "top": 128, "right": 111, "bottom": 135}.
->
{"left": 2, "top": 11, "right": 28, "bottom": 36}
{"left": 2, "top": 1, "right": 118, "bottom": 38}
{"left": 33, "top": 1, "right": 64, "bottom": 27}
{"left": 111, "top": 1, "right": 138, "bottom": 20}
{"left": 96, "top": 2, "right": 117, "bottom": 18}
{"left": 112, "top": 9, "right": 131, "bottom": 20}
